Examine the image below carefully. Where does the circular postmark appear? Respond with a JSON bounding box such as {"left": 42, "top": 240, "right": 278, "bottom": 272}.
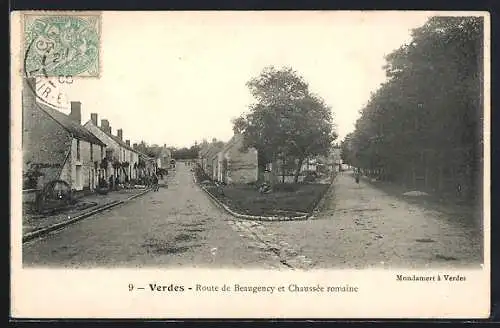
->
{"left": 24, "top": 37, "right": 72, "bottom": 110}
{"left": 24, "top": 15, "right": 99, "bottom": 77}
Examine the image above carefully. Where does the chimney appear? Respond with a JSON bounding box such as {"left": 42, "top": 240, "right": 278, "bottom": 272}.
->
{"left": 70, "top": 101, "right": 82, "bottom": 124}
{"left": 133, "top": 143, "right": 138, "bottom": 150}
{"left": 91, "top": 113, "right": 98, "bottom": 126}
{"left": 100, "top": 119, "right": 112, "bottom": 133}
{"left": 101, "top": 119, "right": 109, "bottom": 131}
{"left": 117, "top": 129, "right": 123, "bottom": 140}
{"left": 164, "top": 144, "right": 166, "bottom": 148}
{"left": 126, "top": 140, "right": 130, "bottom": 147}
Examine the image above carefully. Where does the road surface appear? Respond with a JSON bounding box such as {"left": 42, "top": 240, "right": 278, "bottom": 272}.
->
{"left": 23, "top": 164, "right": 483, "bottom": 269}
{"left": 23, "top": 166, "right": 284, "bottom": 269}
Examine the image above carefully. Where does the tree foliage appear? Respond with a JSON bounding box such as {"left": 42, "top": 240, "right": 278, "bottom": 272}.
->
{"left": 234, "top": 66, "right": 337, "bottom": 182}
{"left": 171, "top": 145, "right": 199, "bottom": 160}
{"left": 135, "top": 141, "right": 158, "bottom": 158}
{"left": 344, "top": 16, "right": 483, "bottom": 198}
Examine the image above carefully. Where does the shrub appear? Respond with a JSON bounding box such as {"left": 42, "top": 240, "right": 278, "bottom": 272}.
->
{"left": 23, "top": 164, "right": 44, "bottom": 190}
{"left": 98, "top": 178, "right": 109, "bottom": 188}
{"left": 303, "top": 170, "right": 319, "bottom": 183}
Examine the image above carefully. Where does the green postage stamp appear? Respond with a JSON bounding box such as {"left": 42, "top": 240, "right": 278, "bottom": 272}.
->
{"left": 23, "top": 12, "right": 101, "bottom": 77}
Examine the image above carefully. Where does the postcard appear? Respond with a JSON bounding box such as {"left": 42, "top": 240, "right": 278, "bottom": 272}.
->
{"left": 10, "top": 10, "right": 490, "bottom": 318}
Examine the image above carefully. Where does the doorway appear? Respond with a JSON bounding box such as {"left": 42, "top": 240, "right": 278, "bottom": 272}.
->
{"left": 75, "top": 165, "right": 82, "bottom": 190}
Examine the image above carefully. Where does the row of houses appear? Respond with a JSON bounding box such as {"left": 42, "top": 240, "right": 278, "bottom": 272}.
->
{"left": 198, "top": 133, "right": 342, "bottom": 185}
{"left": 22, "top": 77, "right": 172, "bottom": 192}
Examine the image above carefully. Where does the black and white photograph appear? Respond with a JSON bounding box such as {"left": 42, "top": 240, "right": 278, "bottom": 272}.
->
{"left": 11, "top": 11, "right": 490, "bottom": 318}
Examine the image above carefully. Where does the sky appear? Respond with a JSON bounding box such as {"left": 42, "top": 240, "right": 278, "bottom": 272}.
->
{"left": 54, "top": 11, "right": 432, "bottom": 148}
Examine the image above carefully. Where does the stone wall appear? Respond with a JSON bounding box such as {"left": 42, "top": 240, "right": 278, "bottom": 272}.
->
{"left": 22, "top": 78, "right": 72, "bottom": 189}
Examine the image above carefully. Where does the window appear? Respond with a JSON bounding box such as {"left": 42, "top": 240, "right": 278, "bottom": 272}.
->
{"left": 100, "top": 146, "right": 104, "bottom": 160}
{"left": 90, "top": 144, "right": 93, "bottom": 161}
{"left": 76, "top": 140, "right": 81, "bottom": 161}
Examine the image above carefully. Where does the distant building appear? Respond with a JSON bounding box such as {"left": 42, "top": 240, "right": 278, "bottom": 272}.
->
{"left": 154, "top": 144, "right": 172, "bottom": 171}
{"left": 316, "top": 146, "right": 342, "bottom": 172}
{"left": 198, "top": 142, "right": 224, "bottom": 180}
{"left": 217, "top": 133, "right": 258, "bottom": 184}
{"left": 138, "top": 151, "right": 157, "bottom": 177}
{"left": 198, "top": 144, "right": 211, "bottom": 173}
{"left": 264, "top": 145, "right": 342, "bottom": 183}
{"left": 206, "top": 144, "right": 225, "bottom": 180}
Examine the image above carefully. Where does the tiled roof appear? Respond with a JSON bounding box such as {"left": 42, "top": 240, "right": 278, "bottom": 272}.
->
{"left": 144, "top": 146, "right": 171, "bottom": 159}
{"left": 132, "top": 149, "right": 155, "bottom": 161}
{"left": 100, "top": 129, "right": 136, "bottom": 153}
{"left": 139, "top": 152, "right": 156, "bottom": 161}
{"left": 198, "top": 144, "right": 211, "bottom": 157}
{"left": 37, "top": 103, "right": 106, "bottom": 147}
{"left": 221, "top": 133, "right": 243, "bottom": 153}
{"left": 206, "top": 144, "right": 224, "bottom": 160}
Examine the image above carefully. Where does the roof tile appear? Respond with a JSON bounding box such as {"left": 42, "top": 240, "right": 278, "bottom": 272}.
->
{"left": 37, "top": 103, "right": 106, "bottom": 147}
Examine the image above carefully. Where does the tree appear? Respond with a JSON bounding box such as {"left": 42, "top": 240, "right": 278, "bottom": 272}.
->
{"left": 349, "top": 16, "right": 483, "bottom": 197}
{"left": 235, "top": 66, "right": 336, "bottom": 183}
{"left": 340, "top": 133, "right": 354, "bottom": 165}
{"left": 232, "top": 116, "right": 246, "bottom": 134}
{"left": 171, "top": 141, "right": 202, "bottom": 160}
{"left": 136, "top": 140, "right": 160, "bottom": 158}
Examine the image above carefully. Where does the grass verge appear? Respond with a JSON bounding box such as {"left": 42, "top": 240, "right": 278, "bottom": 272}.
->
{"left": 204, "top": 182, "right": 330, "bottom": 217}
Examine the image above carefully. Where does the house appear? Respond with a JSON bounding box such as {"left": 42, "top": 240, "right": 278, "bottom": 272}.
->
{"left": 130, "top": 143, "right": 157, "bottom": 178}
{"left": 153, "top": 144, "right": 172, "bottom": 171}
{"left": 216, "top": 133, "right": 258, "bottom": 184}
{"left": 315, "top": 146, "right": 342, "bottom": 172}
{"left": 198, "top": 142, "right": 219, "bottom": 178}
{"left": 83, "top": 114, "right": 140, "bottom": 183}
{"left": 264, "top": 145, "right": 341, "bottom": 183}
{"left": 265, "top": 158, "right": 306, "bottom": 183}
{"left": 204, "top": 143, "right": 225, "bottom": 180}
{"left": 139, "top": 151, "right": 157, "bottom": 177}
{"left": 301, "top": 158, "right": 318, "bottom": 172}
{"left": 198, "top": 143, "right": 211, "bottom": 173}
{"left": 22, "top": 77, "right": 106, "bottom": 192}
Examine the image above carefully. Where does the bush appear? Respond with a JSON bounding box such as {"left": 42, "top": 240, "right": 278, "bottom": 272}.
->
{"left": 98, "top": 178, "right": 109, "bottom": 188}
{"left": 302, "top": 170, "right": 318, "bottom": 177}
{"left": 23, "top": 164, "right": 44, "bottom": 189}
{"left": 96, "top": 178, "right": 109, "bottom": 195}
{"left": 303, "top": 170, "right": 319, "bottom": 183}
